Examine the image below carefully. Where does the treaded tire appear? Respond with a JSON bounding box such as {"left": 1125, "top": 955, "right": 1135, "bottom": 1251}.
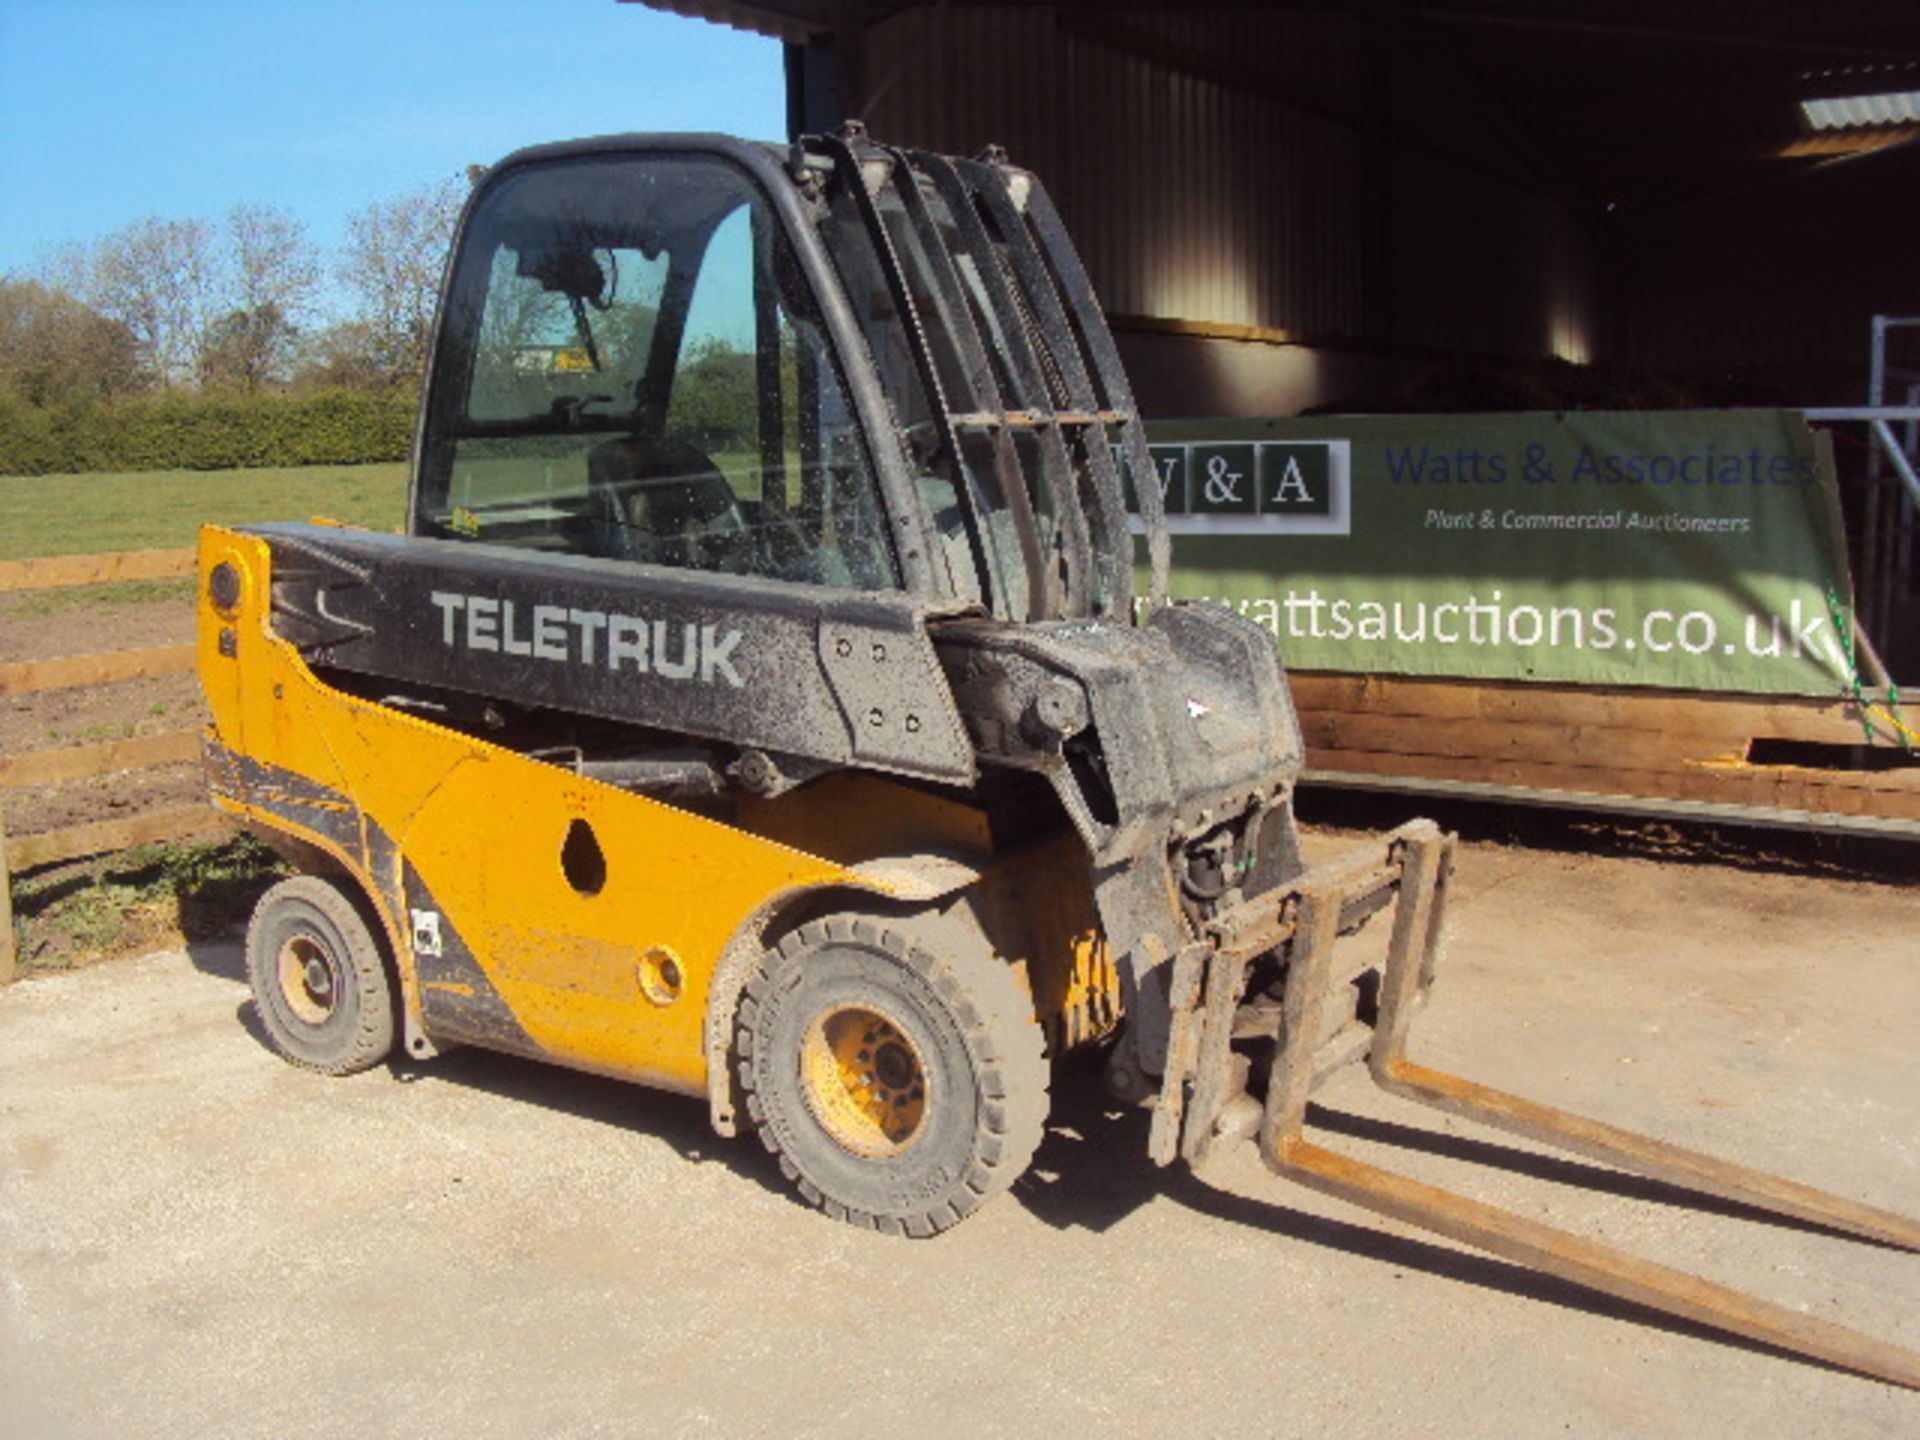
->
{"left": 737, "top": 914, "right": 1049, "bottom": 1237}
{"left": 245, "top": 874, "right": 396, "bottom": 1076}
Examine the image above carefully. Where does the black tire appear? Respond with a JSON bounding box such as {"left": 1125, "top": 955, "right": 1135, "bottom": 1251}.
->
{"left": 245, "top": 874, "right": 396, "bottom": 1076}
{"left": 737, "top": 914, "right": 1049, "bottom": 1237}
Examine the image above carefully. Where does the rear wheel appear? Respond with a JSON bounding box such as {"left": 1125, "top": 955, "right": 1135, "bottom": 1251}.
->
{"left": 245, "top": 874, "right": 396, "bottom": 1075}
{"left": 737, "top": 914, "right": 1048, "bottom": 1236}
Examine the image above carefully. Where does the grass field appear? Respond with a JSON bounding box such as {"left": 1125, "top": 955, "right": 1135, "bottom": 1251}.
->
{"left": 0, "top": 462, "right": 412, "bottom": 561}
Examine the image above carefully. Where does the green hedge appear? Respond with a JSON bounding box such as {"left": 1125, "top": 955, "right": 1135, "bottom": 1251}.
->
{"left": 0, "top": 388, "right": 417, "bottom": 475}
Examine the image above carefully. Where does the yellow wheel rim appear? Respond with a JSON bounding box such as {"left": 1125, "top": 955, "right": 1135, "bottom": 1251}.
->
{"left": 276, "top": 934, "right": 337, "bottom": 1026}
{"left": 798, "top": 1005, "right": 929, "bottom": 1158}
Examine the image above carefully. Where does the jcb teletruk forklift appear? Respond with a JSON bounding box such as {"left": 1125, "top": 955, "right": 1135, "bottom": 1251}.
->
{"left": 197, "top": 126, "right": 1919, "bottom": 1385}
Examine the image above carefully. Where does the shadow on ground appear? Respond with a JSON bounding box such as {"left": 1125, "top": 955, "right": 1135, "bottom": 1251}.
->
{"left": 186, "top": 936, "right": 246, "bottom": 985}
{"left": 1014, "top": 1052, "right": 1884, "bottom": 1381}
{"left": 207, "top": 987, "right": 1890, "bottom": 1386}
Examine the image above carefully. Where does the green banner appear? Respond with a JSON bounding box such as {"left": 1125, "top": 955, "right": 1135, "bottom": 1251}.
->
{"left": 1138, "top": 410, "right": 1855, "bottom": 697}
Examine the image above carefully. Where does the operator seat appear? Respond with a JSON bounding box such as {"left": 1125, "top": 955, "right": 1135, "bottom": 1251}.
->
{"left": 585, "top": 436, "right": 749, "bottom": 573}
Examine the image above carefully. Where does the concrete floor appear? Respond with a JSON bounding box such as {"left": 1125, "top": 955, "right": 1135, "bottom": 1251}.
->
{"left": 2, "top": 833, "right": 1917, "bottom": 1439}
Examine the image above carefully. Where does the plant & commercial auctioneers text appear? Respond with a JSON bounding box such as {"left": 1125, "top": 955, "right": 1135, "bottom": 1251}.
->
{"left": 1424, "top": 509, "right": 1754, "bottom": 534}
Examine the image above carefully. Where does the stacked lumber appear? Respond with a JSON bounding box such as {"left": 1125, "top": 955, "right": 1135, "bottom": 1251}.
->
{"left": 1290, "top": 672, "right": 1920, "bottom": 829}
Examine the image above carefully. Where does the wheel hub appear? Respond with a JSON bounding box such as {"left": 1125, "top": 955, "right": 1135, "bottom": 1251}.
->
{"left": 277, "top": 934, "right": 338, "bottom": 1026}
{"left": 798, "top": 1006, "right": 929, "bottom": 1158}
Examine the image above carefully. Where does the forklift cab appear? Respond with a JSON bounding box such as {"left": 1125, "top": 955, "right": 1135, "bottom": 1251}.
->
{"left": 411, "top": 131, "right": 1162, "bottom": 626}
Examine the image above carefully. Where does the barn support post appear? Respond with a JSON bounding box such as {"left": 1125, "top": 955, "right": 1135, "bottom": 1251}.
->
{"left": 785, "top": 0, "right": 865, "bottom": 138}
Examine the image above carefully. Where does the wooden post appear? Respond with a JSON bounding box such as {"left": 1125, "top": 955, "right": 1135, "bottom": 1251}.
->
{"left": 1, "top": 808, "right": 17, "bottom": 985}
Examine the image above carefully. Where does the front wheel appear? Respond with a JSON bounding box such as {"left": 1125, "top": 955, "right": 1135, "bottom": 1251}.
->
{"left": 737, "top": 914, "right": 1049, "bottom": 1236}
{"left": 245, "top": 874, "right": 397, "bottom": 1075}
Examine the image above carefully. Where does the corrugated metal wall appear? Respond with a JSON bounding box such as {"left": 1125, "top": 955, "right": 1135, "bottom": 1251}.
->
{"left": 868, "top": 6, "right": 1369, "bottom": 339}
{"left": 862, "top": 6, "right": 1596, "bottom": 410}
{"left": 1390, "top": 152, "right": 1594, "bottom": 362}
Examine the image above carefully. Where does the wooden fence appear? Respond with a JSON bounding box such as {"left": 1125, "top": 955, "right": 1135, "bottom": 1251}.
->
{"left": 1, "top": 547, "right": 224, "bottom": 982}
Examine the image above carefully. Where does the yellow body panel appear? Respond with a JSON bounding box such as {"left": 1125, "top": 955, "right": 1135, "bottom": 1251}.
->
{"left": 743, "top": 771, "right": 1122, "bottom": 1048}
{"left": 198, "top": 527, "right": 869, "bottom": 1096}
{"left": 199, "top": 524, "right": 1124, "bottom": 1111}
{"left": 963, "top": 831, "right": 1119, "bottom": 1051}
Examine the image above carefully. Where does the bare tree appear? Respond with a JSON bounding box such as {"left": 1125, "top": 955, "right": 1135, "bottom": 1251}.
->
{"left": 291, "top": 320, "right": 389, "bottom": 390}
{"left": 0, "top": 278, "right": 143, "bottom": 403}
{"left": 31, "top": 240, "right": 94, "bottom": 299}
{"left": 340, "top": 178, "right": 465, "bottom": 386}
{"left": 203, "top": 204, "right": 322, "bottom": 390}
{"left": 85, "top": 217, "right": 218, "bottom": 387}
{"left": 13, "top": 173, "right": 468, "bottom": 400}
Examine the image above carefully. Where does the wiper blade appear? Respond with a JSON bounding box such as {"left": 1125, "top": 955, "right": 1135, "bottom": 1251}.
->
{"left": 567, "top": 293, "right": 604, "bottom": 371}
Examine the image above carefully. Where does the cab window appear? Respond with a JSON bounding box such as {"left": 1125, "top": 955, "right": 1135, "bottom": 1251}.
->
{"left": 417, "top": 153, "right": 895, "bottom": 591}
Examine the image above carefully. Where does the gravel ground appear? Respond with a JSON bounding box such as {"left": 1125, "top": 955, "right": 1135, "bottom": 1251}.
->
{"left": 1, "top": 831, "right": 1916, "bottom": 1439}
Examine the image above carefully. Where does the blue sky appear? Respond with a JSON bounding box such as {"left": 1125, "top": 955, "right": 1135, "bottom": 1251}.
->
{"left": 0, "top": 0, "right": 786, "bottom": 282}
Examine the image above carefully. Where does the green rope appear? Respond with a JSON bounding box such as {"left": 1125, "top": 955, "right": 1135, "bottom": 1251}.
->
{"left": 1827, "top": 588, "right": 1876, "bottom": 745}
{"left": 1830, "top": 587, "right": 1915, "bottom": 751}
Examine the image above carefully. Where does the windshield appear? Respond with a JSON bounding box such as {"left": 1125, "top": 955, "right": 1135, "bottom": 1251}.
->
{"left": 414, "top": 152, "right": 896, "bottom": 591}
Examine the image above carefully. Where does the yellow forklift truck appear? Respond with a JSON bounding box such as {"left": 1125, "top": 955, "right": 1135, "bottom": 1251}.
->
{"left": 196, "top": 125, "right": 1919, "bottom": 1385}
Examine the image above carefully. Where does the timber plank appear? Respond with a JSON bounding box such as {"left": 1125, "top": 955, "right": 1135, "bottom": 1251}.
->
{"left": 1299, "top": 770, "right": 1920, "bottom": 837}
{"left": 1303, "top": 729, "right": 1919, "bottom": 797}
{"left": 4, "top": 805, "right": 228, "bottom": 872}
{"left": 1305, "top": 746, "right": 1920, "bottom": 821}
{"left": 0, "top": 729, "right": 202, "bottom": 791}
{"left": 1289, "top": 672, "right": 1883, "bottom": 748}
{"left": 1296, "top": 711, "right": 1750, "bottom": 770}
{"left": 0, "top": 645, "right": 197, "bottom": 696}
{"left": 0, "top": 548, "right": 196, "bottom": 593}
